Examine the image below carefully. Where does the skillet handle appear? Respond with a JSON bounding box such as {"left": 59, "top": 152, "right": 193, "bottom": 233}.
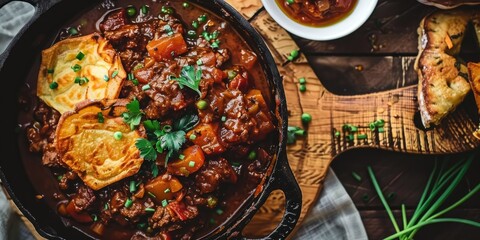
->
{"left": 0, "top": 0, "right": 59, "bottom": 68}
{"left": 236, "top": 152, "right": 302, "bottom": 240}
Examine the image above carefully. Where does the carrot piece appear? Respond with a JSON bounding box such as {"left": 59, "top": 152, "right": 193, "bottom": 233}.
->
{"left": 146, "top": 33, "right": 188, "bottom": 61}
{"left": 167, "top": 145, "right": 205, "bottom": 177}
{"left": 445, "top": 35, "right": 453, "bottom": 49}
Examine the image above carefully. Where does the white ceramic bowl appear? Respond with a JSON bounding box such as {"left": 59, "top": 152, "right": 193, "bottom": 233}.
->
{"left": 261, "top": 0, "right": 378, "bottom": 41}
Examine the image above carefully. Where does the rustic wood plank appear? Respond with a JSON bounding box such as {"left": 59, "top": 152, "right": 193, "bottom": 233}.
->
{"left": 223, "top": 0, "right": 263, "bottom": 20}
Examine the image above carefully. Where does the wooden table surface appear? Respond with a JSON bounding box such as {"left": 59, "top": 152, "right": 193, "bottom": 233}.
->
{"left": 293, "top": 0, "right": 480, "bottom": 239}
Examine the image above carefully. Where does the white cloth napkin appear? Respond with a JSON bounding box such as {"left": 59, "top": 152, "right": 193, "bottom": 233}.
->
{"left": 0, "top": 2, "right": 367, "bottom": 240}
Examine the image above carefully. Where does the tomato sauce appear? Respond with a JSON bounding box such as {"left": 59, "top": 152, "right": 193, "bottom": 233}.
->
{"left": 276, "top": 0, "right": 358, "bottom": 27}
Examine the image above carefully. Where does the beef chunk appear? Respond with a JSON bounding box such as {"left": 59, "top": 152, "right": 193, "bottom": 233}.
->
{"left": 195, "top": 158, "right": 237, "bottom": 194}
{"left": 99, "top": 9, "right": 127, "bottom": 32}
{"left": 72, "top": 185, "right": 96, "bottom": 211}
{"left": 149, "top": 206, "right": 178, "bottom": 229}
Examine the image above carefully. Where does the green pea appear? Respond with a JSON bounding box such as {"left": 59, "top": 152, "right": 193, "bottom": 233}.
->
{"left": 196, "top": 100, "right": 208, "bottom": 110}
{"left": 301, "top": 113, "right": 312, "bottom": 124}
{"left": 126, "top": 6, "right": 137, "bottom": 17}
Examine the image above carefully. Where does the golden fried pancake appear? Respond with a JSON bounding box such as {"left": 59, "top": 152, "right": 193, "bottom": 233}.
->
{"left": 37, "top": 33, "right": 126, "bottom": 114}
{"left": 415, "top": 9, "right": 473, "bottom": 128}
{"left": 55, "top": 99, "right": 143, "bottom": 190}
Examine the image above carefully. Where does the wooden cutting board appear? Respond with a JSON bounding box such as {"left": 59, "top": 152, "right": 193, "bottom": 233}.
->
{"left": 5, "top": 0, "right": 480, "bottom": 239}
{"left": 226, "top": 0, "right": 480, "bottom": 238}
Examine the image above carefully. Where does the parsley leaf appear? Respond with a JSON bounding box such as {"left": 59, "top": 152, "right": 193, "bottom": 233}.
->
{"left": 122, "top": 99, "right": 143, "bottom": 130}
{"left": 174, "top": 114, "right": 199, "bottom": 132}
{"left": 173, "top": 65, "right": 202, "bottom": 96}
{"left": 161, "top": 130, "right": 186, "bottom": 164}
{"left": 135, "top": 138, "right": 157, "bottom": 161}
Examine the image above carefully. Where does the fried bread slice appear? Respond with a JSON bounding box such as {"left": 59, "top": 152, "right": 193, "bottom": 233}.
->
{"left": 415, "top": 9, "right": 473, "bottom": 128}
{"left": 468, "top": 62, "right": 480, "bottom": 139}
{"left": 37, "top": 33, "right": 126, "bottom": 114}
{"left": 55, "top": 99, "right": 143, "bottom": 190}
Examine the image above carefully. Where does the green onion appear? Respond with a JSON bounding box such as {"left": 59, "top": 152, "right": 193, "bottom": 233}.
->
{"left": 294, "top": 129, "right": 305, "bottom": 136}
{"left": 49, "top": 82, "right": 58, "bottom": 89}
{"left": 111, "top": 70, "right": 119, "bottom": 78}
{"left": 196, "top": 100, "right": 208, "bottom": 110}
{"left": 145, "top": 207, "right": 155, "bottom": 212}
{"left": 351, "top": 171, "right": 362, "bottom": 182}
{"left": 126, "top": 6, "right": 137, "bottom": 17}
{"left": 299, "top": 77, "right": 306, "bottom": 84}
{"left": 248, "top": 150, "right": 257, "bottom": 160}
{"left": 369, "top": 122, "right": 376, "bottom": 131}
{"left": 216, "top": 208, "right": 224, "bottom": 215}
{"left": 198, "top": 14, "right": 207, "bottom": 23}
{"left": 164, "top": 188, "right": 171, "bottom": 193}
{"left": 357, "top": 133, "right": 367, "bottom": 140}
{"left": 211, "top": 40, "right": 220, "bottom": 49}
{"left": 141, "top": 5, "right": 149, "bottom": 15}
{"left": 179, "top": 154, "right": 185, "bottom": 160}
{"left": 221, "top": 116, "right": 226, "bottom": 122}
{"left": 47, "top": 68, "right": 54, "bottom": 74}
{"left": 368, "top": 166, "right": 401, "bottom": 233}
{"left": 147, "top": 192, "right": 156, "bottom": 199}
{"left": 196, "top": 59, "right": 203, "bottom": 66}
{"left": 76, "top": 51, "right": 85, "bottom": 61}
{"left": 286, "top": 0, "right": 294, "bottom": 5}
{"left": 132, "top": 79, "right": 139, "bottom": 86}
{"left": 377, "top": 127, "right": 385, "bottom": 133}
{"left": 103, "top": 75, "right": 109, "bottom": 81}
{"left": 346, "top": 134, "right": 354, "bottom": 141}
{"left": 182, "top": 2, "right": 190, "bottom": 8}
{"left": 192, "top": 20, "right": 199, "bottom": 29}
{"left": 68, "top": 27, "right": 78, "bottom": 35}
{"left": 334, "top": 131, "right": 340, "bottom": 137}
{"left": 124, "top": 198, "right": 133, "bottom": 208}
{"left": 375, "top": 119, "right": 385, "bottom": 127}
{"left": 188, "top": 161, "right": 195, "bottom": 167}
{"left": 299, "top": 84, "right": 306, "bottom": 92}
{"left": 92, "top": 214, "right": 98, "bottom": 222}
{"left": 97, "top": 112, "right": 104, "bottom": 123}
{"left": 71, "top": 64, "right": 81, "bottom": 72}
{"left": 211, "top": 30, "right": 220, "bottom": 39}
{"left": 202, "top": 31, "right": 211, "bottom": 41}
{"left": 189, "top": 134, "right": 197, "bottom": 140}
{"left": 301, "top": 113, "right": 312, "bottom": 124}
{"left": 104, "top": 203, "right": 109, "bottom": 210}
{"left": 142, "top": 84, "right": 151, "bottom": 91}
{"left": 187, "top": 30, "right": 197, "bottom": 38}
{"left": 74, "top": 77, "right": 89, "bottom": 85}
{"left": 129, "top": 180, "right": 136, "bottom": 193}
{"left": 161, "top": 199, "right": 168, "bottom": 207}
{"left": 114, "top": 131, "right": 123, "bottom": 140}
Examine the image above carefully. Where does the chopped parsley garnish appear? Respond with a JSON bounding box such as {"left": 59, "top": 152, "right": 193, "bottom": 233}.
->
{"left": 122, "top": 98, "right": 143, "bottom": 130}
{"left": 135, "top": 114, "right": 199, "bottom": 167}
{"left": 76, "top": 51, "right": 85, "bottom": 61}
{"left": 135, "top": 138, "right": 157, "bottom": 161}
{"left": 172, "top": 65, "right": 202, "bottom": 96}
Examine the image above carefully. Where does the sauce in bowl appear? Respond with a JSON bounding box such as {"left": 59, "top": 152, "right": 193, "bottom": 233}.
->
{"left": 275, "top": 0, "right": 358, "bottom": 27}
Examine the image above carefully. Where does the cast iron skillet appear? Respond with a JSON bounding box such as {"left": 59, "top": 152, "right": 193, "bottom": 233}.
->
{"left": 0, "top": 0, "right": 302, "bottom": 239}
